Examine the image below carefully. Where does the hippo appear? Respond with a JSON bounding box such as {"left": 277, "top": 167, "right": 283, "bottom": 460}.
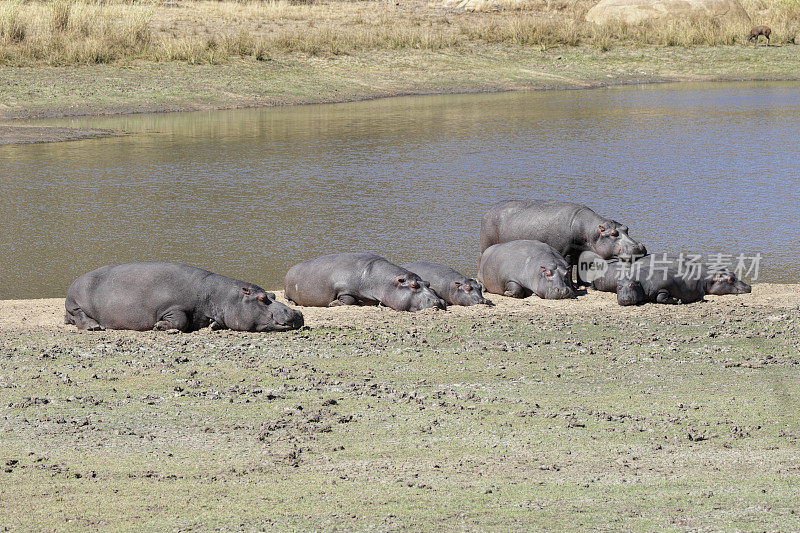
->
{"left": 477, "top": 240, "right": 574, "bottom": 299}
{"left": 402, "top": 261, "right": 492, "bottom": 306}
{"left": 284, "top": 253, "right": 446, "bottom": 311}
{"left": 65, "top": 262, "right": 304, "bottom": 332}
{"left": 480, "top": 200, "right": 647, "bottom": 285}
{"left": 748, "top": 25, "right": 771, "bottom": 45}
{"left": 591, "top": 257, "right": 705, "bottom": 305}
{"left": 664, "top": 255, "right": 751, "bottom": 295}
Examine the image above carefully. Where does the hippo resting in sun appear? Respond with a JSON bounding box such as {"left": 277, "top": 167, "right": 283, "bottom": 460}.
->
{"left": 591, "top": 257, "right": 705, "bottom": 305}
{"left": 478, "top": 240, "right": 574, "bottom": 299}
{"left": 665, "top": 255, "right": 751, "bottom": 295}
{"left": 284, "top": 253, "right": 446, "bottom": 311}
{"left": 402, "top": 261, "right": 492, "bottom": 306}
{"left": 480, "top": 200, "right": 647, "bottom": 284}
{"left": 65, "top": 262, "right": 304, "bottom": 332}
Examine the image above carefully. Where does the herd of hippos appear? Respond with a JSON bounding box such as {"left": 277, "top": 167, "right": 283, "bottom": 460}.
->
{"left": 64, "top": 200, "right": 752, "bottom": 333}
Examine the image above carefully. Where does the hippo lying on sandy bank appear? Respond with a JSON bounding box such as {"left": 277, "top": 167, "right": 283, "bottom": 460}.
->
{"left": 403, "top": 261, "right": 492, "bottom": 307}
{"left": 665, "top": 255, "right": 751, "bottom": 295}
{"left": 65, "top": 262, "right": 304, "bottom": 332}
{"left": 478, "top": 240, "right": 574, "bottom": 300}
{"left": 591, "top": 258, "right": 705, "bottom": 305}
{"left": 285, "top": 253, "right": 446, "bottom": 311}
{"left": 480, "top": 200, "right": 647, "bottom": 284}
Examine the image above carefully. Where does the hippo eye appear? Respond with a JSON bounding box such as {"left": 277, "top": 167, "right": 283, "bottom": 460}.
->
{"left": 617, "top": 285, "right": 622, "bottom": 290}
{"left": 463, "top": 285, "right": 472, "bottom": 292}
{"left": 409, "top": 280, "right": 419, "bottom": 289}
{"left": 726, "top": 276, "right": 735, "bottom": 283}
{"left": 544, "top": 270, "right": 553, "bottom": 278}
{"left": 610, "top": 230, "right": 619, "bottom": 237}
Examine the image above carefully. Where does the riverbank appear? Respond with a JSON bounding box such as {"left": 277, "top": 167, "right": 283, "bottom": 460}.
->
{"left": 2, "top": 44, "right": 800, "bottom": 144}
{"left": 2, "top": 285, "right": 799, "bottom": 529}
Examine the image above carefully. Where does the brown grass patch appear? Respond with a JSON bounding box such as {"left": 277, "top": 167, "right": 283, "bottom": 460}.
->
{"left": 0, "top": 0, "right": 798, "bottom": 65}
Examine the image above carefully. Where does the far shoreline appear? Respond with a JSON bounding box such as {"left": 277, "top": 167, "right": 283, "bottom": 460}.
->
{"left": 2, "top": 45, "right": 800, "bottom": 145}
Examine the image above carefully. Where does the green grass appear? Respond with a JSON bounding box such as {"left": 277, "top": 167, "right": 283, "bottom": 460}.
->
{"left": 2, "top": 44, "right": 800, "bottom": 123}
{"left": 2, "top": 302, "right": 799, "bottom": 530}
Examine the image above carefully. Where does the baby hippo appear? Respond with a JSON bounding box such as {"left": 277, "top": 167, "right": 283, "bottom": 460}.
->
{"left": 665, "top": 255, "right": 751, "bottom": 295}
{"left": 478, "top": 240, "right": 574, "bottom": 299}
{"left": 592, "top": 259, "right": 705, "bottom": 305}
{"left": 284, "top": 253, "right": 446, "bottom": 312}
{"left": 403, "top": 261, "right": 493, "bottom": 306}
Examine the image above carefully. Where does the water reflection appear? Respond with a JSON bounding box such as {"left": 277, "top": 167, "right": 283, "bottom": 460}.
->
{"left": 1, "top": 81, "right": 799, "bottom": 299}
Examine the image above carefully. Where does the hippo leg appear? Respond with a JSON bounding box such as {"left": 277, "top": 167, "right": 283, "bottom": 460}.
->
{"left": 329, "top": 295, "right": 359, "bottom": 307}
{"left": 67, "top": 309, "right": 105, "bottom": 331}
{"left": 504, "top": 281, "right": 525, "bottom": 298}
{"left": 655, "top": 291, "right": 679, "bottom": 305}
{"left": 153, "top": 309, "right": 189, "bottom": 331}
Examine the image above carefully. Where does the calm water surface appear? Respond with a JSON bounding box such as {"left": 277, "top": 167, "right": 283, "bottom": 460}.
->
{"left": 1, "top": 81, "right": 799, "bottom": 299}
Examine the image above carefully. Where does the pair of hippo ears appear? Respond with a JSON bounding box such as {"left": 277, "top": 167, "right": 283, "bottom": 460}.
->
{"left": 395, "top": 276, "right": 422, "bottom": 289}
{"left": 241, "top": 287, "right": 275, "bottom": 302}
{"left": 453, "top": 281, "right": 474, "bottom": 292}
{"left": 597, "top": 224, "right": 621, "bottom": 237}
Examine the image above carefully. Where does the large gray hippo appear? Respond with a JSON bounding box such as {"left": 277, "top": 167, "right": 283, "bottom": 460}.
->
{"left": 402, "top": 261, "right": 492, "bottom": 306}
{"left": 480, "top": 200, "right": 647, "bottom": 285}
{"left": 284, "top": 253, "right": 446, "bottom": 311}
{"left": 65, "top": 262, "right": 304, "bottom": 332}
{"left": 591, "top": 258, "right": 705, "bottom": 305}
{"left": 477, "top": 240, "right": 574, "bottom": 299}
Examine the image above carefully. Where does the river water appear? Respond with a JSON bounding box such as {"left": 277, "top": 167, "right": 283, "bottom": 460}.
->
{"left": 1, "top": 81, "right": 798, "bottom": 299}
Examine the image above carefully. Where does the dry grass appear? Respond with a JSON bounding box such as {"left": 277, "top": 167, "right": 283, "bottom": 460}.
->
{"left": 0, "top": 0, "right": 799, "bottom": 65}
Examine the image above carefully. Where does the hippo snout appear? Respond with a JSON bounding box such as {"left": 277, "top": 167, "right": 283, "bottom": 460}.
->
{"left": 546, "top": 285, "right": 575, "bottom": 300}
{"left": 616, "top": 241, "right": 647, "bottom": 261}
{"left": 735, "top": 280, "right": 752, "bottom": 294}
{"left": 417, "top": 293, "right": 447, "bottom": 311}
{"left": 265, "top": 305, "right": 304, "bottom": 331}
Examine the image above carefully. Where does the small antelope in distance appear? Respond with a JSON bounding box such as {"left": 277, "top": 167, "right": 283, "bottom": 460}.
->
{"left": 748, "top": 25, "right": 771, "bottom": 46}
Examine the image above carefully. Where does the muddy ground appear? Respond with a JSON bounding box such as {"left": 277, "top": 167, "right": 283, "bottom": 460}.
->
{"left": 1, "top": 285, "right": 798, "bottom": 529}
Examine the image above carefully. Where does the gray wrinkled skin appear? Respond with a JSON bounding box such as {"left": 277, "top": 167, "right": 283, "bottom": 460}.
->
{"left": 591, "top": 258, "right": 706, "bottom": 305}
{"left": 664, "top": 255, "right": 752, "bottom": 295}
{"left": 480, "top": 200, "right": 647, "bottom": 266}
{"left": 615, "top": 279, "right": 647, "bottom": 306}
{"left": 65, "top": 262, "right": 304, "bottom": 332}
{"left": 403, "top": 261, "right": 492, "bottom": 307}
{"left": 477, "top": 240, "right": 574, "bottom": 300}
{"left": 285, "top": 253, "right": 446, "bottom": 312}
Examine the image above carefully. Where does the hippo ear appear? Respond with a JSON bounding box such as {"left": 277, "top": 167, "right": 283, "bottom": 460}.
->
{"left": 241, "top": 287, "right": 251, "bottom": 296}
{"left": 267, "top": 292, "right": 277, "bottom": 299}
{"left": 620, "top": 225, "right": 629, "bottom": 233}
{"left": 257, "top": 292, "right": 270, "bottom": 303}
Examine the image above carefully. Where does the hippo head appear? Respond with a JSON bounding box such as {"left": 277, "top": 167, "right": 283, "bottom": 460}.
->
{"left": 225, "top": 287, "right": 304, "bottom": 332}
{"left": 447, "top": 279, "right": 493, "bottom": 306}
{"left": 704, "top": 270, "right": 752, "bottom": 295}
{"left": 533, "top": 264, "right": 574, "bottom": 300}
{"left": 616, "top": 279, "right": 645, "bottom": 306}
{"left": 591, "top": 222, "right": 647, "bottom": 262}
{"left": 385, "top": 274, "right": 447, "bottom": 312}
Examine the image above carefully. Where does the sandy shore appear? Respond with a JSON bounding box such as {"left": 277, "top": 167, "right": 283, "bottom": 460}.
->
{"left": 2, "top": 283, "right": 797, "bottom": 333}
{"left": 2, "top": 283, "right": 799, "bottom": 529}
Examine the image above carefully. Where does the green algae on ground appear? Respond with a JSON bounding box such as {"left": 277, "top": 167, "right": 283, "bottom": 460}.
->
{"left": 1, "top": 290, "right": 799, "bottom": 530}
